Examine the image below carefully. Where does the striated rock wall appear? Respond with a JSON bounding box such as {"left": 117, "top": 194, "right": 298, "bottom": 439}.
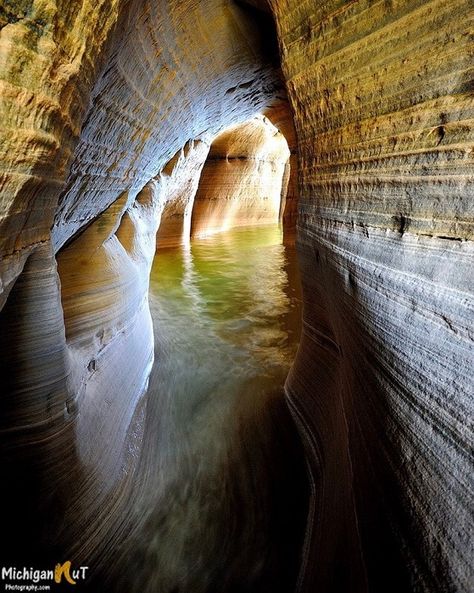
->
{"left": 191, "top": 115, "right": 290, "bottom": 237}
{"left": 51, "top": 0, "right": 283, "bottom": 252}
{"left": 279, "top": 152, "right": 298, "bottom": 243}
{"left": 270, "top": 0, "right": 474, "bottom": 591}
{"left": 155, "top": 140, "right": 211, "bottom": 249}
{"left": 57, "top": 183, "right": 162, "bottom": 484}
{"left": 0, "top": 0, "right": 122, "bottom": 303}
{"left": 1, "top": 0, "right": 472, "bottom": 591}
{"left": 264, "top": 98, "right": 299, "bottom": 244}
{"left": 0, "top": 0, "right": 291, "bottom": 577}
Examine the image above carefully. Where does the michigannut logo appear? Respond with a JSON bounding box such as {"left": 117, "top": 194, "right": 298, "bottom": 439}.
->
{"left": 1, "top": 562, "right": 89, "bottom": 590}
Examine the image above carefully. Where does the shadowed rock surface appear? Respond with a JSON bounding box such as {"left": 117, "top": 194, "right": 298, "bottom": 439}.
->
{"left": 96, "top": 226, "right": 308, "bottom": 593}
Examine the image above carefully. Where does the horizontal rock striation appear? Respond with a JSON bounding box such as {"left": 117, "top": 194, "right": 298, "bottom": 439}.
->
{"left": 191, "top": 115, "right": 290, "bottom": 237}
{"left": 0, "top": 0, "right": 122, "bottom": 302}
{"left": 271, "top": 0, "right": 474, "bottom": 591}
{"left": 264, "top": 98, "right": 299, "bottom": 244}
{"left": 51, "top": 0, "right": 284, "bottom": 251}
{"left": 0, "top": 0, "right": 289, "bottom": 576}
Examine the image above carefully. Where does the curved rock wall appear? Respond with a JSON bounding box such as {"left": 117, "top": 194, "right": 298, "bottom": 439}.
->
{"left": 0, "top": 0, "right": 121, "bottom": 303}
{"left": 51, "top": 0, "right": 283, "bottom": 251}
{"left": 264, "top": 98, "right": 299, "bottom": 244}
{"left": 191, "top": 115, "right": 290, "bottom": 237}
{"left": 57, "top": 184, "right": 161, "bottom": 484}
{"left": 270, "top": 1, "right": 474, "bottom": 591}
{"left": 155, "top": 139, "right": 211, "bottom": 249}
{"left": 0, "top": 0, "right": 286, "bottom": 574}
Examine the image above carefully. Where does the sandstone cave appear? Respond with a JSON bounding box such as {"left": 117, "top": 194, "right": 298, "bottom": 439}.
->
{"left": 0, "top": 1, "right": 472, "bottom": 593}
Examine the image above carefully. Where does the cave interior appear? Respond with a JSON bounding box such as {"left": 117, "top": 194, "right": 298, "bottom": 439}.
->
{"left": 0, "top": 0, "right": 473, "bottom": 592}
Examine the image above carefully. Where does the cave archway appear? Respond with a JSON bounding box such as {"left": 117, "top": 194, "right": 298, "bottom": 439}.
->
{"left": 153, "top": 111, "right": 298, "bottom": 251}
{"left": 190, "top": 115, "right": 290, "bottom": 238}
{"left": 71, "top": 109, "right": 307, "bottom": 592}
{"left": 0, "top": 1, "right": 309, "bottom": 587}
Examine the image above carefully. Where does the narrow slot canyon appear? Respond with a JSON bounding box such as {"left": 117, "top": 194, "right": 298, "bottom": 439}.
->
{"left": 0, "top": 1, "right": 472, "bottom": 593}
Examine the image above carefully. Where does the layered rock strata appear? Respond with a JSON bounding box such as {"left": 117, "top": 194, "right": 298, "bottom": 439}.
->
{"left": 270, "top": 0, "right": 474, "bottom": 591}
{"left": 0, "top": 0, "right": 121, "bottom": 305}
{"left": 51, "top": 0, "right": 284, "bottom": 252}
{"left": 264, "top": 98, "right": 299, "bottom": 244}
{"left": 0, "top": 0, "right": 288, "bottom": 575}
{"left": 191, "top": 115, "right": 290, "bottom": 237}
{"left": 155, "top": 140, "right": 211, "bottom": 249}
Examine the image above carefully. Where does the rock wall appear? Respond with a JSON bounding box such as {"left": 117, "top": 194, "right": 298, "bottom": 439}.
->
{"left": 155, "top": 140, "right": 211, "bottom": 249}
{"left": 191, "top": 115, "right": 290, "bottom": 237}
{"left": 264, "top": 98, "right": 299, "bottom": 244}
{"left": 0, "top": 0, "right": 122, "bottom": 306}
{"left": 270, "top": 0, "right": 474, "bottom": 592}
{"left": 51, "top": 0, "right": 284, "bottom": 252}
{"left": 0, "top": 0, "right": 286, "bottom": 572}
{"left": 57, "top": 185, "right": 161, "bottom": 485}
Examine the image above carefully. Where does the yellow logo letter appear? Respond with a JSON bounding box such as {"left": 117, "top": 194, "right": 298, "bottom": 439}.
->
{"left": 54, "top": 561, "right": 76, "bottom": 585}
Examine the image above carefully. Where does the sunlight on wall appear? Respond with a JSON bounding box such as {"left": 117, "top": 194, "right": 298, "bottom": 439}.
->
{"left": 190, "top": 115, "right": 290, "bottom": 238}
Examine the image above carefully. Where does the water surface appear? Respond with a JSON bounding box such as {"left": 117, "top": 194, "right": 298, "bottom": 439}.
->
{"left": 118, "top": 225, "right": 308, "bottom": 593}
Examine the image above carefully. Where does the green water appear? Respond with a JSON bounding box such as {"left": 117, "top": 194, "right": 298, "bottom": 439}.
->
{"left": 150, "top": 224, "right": 302, "bottom": 376}
{"left": 120, "top": 225, "right": 308, "bottom": 593}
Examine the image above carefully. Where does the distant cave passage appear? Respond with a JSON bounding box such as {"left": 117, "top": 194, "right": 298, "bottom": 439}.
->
{"left": 190, "top": 115, "right": 291, "bottom": 238}
{"left": 132, "top": 115, "right": 308, "bottom": 593}
{"left": 155, "top": 114, "right": 295, "bottom": 249}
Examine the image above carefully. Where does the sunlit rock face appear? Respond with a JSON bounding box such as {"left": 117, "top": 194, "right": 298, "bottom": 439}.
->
{"left": 191, "top": 115, "right": 290, "bottom": 237}
{"left": 0, "top": 0, "right": 287, "bottom": 574}
{"left": 57, "top": 184, "right": 162, "bottom": 484}
{"left": 264, "top": 99, "right": 299, "bottom": 244}
{"left": 270, "top": 1, "right": 474, "bottom": 592}
{"left": 155, "top": 140, "right": 211, "bottom": 249}
{"left": 51, "top": 0, "right": 283, "bottom": 252}
{"left": 0, "top": 0, "right": 121, "bottom": 305}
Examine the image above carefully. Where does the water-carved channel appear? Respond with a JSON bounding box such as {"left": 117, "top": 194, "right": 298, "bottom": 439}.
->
{"left": 115, "top": 225, "right": 308, "bottom": 593}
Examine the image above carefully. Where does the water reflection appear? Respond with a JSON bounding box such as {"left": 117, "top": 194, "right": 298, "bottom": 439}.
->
{"left": 114, "top": 225, "right": 307, "bottom": 593}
